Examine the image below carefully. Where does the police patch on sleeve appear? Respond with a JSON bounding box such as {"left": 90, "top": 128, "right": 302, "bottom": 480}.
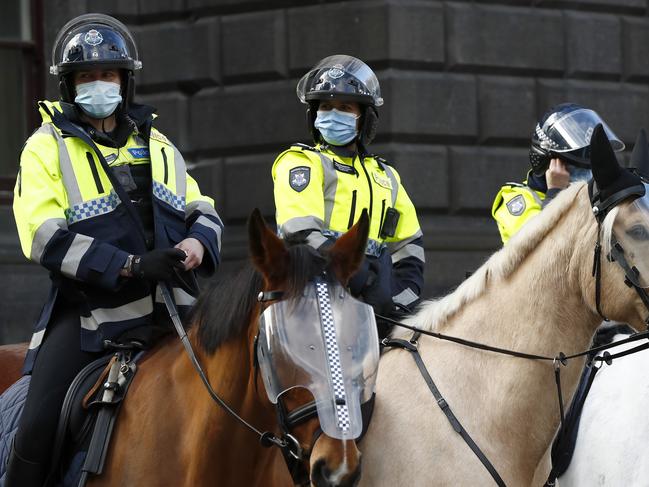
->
{"left": 289, "top": 166, "right": 310, "bottom": 192}
{"left": 506, "top": 194, "right": 526, "bottom": 216}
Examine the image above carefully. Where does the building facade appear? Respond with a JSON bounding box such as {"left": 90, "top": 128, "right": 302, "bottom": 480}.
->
{"left": 2, "top": 0, "right": 649, "bottom": 343}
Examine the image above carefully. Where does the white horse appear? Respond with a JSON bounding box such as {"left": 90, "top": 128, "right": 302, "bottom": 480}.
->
{"left": 359, "top": 127, "right": 649, "bottom": 486}
{"left": 557, "top": 329, "right": 649, "bottom": 486}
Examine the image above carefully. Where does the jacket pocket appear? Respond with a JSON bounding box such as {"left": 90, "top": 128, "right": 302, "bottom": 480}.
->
{"left": 347, "top": 190, "right": 357, "bottom": 229}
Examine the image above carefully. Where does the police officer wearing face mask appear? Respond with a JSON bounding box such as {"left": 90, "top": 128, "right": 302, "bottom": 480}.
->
{"left": 7, "top": 14, "right": 223, "bottom": 485}
{"left": 492, "top": 103, "right": 624, "bottom": 244}
{"left": 272, "top": 55, "right": 425, "bottom": 325}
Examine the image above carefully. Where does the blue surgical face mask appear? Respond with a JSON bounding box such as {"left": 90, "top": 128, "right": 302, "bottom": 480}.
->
{"left": 314, "top": 109, "right": 359, "bottom": 146}
{"left": 568, "top": 165, "right": 592, "bottom": 183}
{"left": 74, "top": 80, "right": 122, "bottom": 119}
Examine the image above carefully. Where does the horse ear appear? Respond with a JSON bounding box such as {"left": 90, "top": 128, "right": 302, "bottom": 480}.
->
{"left": 248, "top": 208, "right": 288, "bottom": 277}
{"left": 631, "top": 128, "right": 649, "bottom": 178}
{"left": 328, "top": 209, "right": 370, "bottom": 284}
{"left": 591, "top": 123, "right": 623, "bottom": 190}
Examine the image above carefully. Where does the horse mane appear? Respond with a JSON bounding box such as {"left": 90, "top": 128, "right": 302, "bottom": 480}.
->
{"left": 190, "top": 239, "right": 329, "bottom": 355}
{"left": 412, "top": 182, "right": 587, "bottom": 332}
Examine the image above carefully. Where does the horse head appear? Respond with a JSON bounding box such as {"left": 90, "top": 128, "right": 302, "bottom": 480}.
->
{"left": 588, "top": 123, "right": 649, "bottom": 329}
{"left": 249, "top": 208, "right": 373, "bottom": 487}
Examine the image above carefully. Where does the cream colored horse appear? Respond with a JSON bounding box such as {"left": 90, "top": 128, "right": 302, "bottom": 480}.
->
{"left": 360, "top": 180, "right": 648, "bottom": 486}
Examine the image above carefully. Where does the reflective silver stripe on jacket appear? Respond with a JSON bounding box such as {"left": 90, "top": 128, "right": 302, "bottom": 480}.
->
{"left": 195, "top": 215, "right": 223, "bottom": 249}
{"left": 60, "top": 233, "right": 94, "bottom": 278}
{"left": 80, "top": 296, "right": 153, "bottom": 331}
{"left": 387, "top": 229, "right": 424, "bottom": 260}
{"left": 316, "top": 152, "right": 339, "bottom": 229}
{"left": 393, "top": 287, "right": 419, "bottom": 307}
{"left": 186, "top": 200, "right": 219, "bottom": 218}
{"left": 30, "top": 218, "right": 67, "bottom": 262}
{"left": 28, "top": 329, "right": 46, "bottom": 350}
{"left": 173, "top": 144, "right": 187, "bottom": 199}
{"left": 390, "top": 242, "right": 425, "bottom": 264}
{"left": 382, "top": 164, "right": 399, "bottom": 207}
{"left": 41, "top": 124, "right": 83, "bottom": 206}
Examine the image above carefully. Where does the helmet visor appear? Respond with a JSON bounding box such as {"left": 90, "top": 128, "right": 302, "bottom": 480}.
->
{"left": 296, "top": 55, "right": 383, "bottom": 107}
{"left": 612, "top": 185, "right": 649, "bottom": 288}
{"left": 256, "top": 281, "right": 380, "bottom": 439}
{"left": 51, "top": 13, "right": 142, "bottom": 75}
{"left": 540, "top": 109, "right": 624, "bottom": 153}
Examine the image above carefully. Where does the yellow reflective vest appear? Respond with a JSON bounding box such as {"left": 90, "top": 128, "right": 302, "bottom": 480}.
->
{"left": 14, "top": 100, "right": 223, "bottom": 371}
{"left": 491, "top": 182, "right": 546, "bottom": 244}
{"left": 272, "top": 143, "right": 424, "bottom": 308}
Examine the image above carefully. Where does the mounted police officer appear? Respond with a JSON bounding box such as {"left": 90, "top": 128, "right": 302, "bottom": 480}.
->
{"left": 7, "top": 14, "right": 223, "bottom": 486}
{"left": 492, "top": 103, "right": 624, "bottom": 243}
{"left": 272, "top": 55, "right": 425, "bottom": 326}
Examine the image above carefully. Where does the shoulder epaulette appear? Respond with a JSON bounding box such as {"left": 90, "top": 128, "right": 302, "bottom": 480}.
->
{"left": 368, "top": 153, "right": 393, "bottom": 171}
{"left": 292, "top": 142, "right": 320, "bottom": 153}
{"left": 504, "top": 181, "right": 526, "bottom": 188}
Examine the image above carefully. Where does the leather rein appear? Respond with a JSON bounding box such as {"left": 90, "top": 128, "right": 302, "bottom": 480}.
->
{"left": 377, "top": 234, "right": 649, "bottom": 487}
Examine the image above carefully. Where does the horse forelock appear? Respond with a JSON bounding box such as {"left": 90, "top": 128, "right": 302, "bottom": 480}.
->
{"left": 410, "top": 182, "right": 588, "bottom": 332}
{"left": 192, "top": 242, "right": 329, "bottom": 355}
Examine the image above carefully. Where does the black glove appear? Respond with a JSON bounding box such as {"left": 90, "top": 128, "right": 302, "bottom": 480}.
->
{"left": 130, "top": 248, "right": 186, "bottom": 281}
{"left": 361, "top": 256, "right": 393, "bottom": 316}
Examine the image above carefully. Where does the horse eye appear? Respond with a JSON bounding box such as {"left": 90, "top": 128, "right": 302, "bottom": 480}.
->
{"left": 626, "top": 225, "right": 649, "bottom": 241}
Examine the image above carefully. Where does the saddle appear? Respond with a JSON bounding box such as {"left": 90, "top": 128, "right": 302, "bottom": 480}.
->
{"left": 547, "top": 323, "right": 635, "bottom": 484}
{"left": 0, "top": 342, "right": 143, "bottom": 487}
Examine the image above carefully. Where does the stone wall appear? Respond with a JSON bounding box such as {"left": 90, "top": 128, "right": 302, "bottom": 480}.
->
{"left": 3, "top": 0, "right": 649, "bottom": 343}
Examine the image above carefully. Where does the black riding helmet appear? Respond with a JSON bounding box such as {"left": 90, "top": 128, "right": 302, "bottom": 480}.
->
{"left": 296, "top": 55, "right": 384, "bottom": 149}
{"left": 529, "top": 103, "right": 624, "bottom": 176}
{"left": 50, "top": 13, "right": 142, "bottom": 111}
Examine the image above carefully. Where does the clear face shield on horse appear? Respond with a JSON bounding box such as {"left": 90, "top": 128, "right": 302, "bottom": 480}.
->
{"left": 257, "top": 279, "right": 380, "bottom": 440}
{"left": 612, "top": 185, "right": 649, "bottom": 289}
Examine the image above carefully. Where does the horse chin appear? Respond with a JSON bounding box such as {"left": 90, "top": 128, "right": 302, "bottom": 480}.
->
{"left": 310, "top": 438, "right": 362, "bottom": 487}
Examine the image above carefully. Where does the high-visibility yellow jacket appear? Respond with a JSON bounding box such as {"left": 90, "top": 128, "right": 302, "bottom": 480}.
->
{"left": 491, "top": 182, "right": 547, "bottom": 244}
{"left": 14, "top": 100, "right": 223, "bottom": 371}
{"left": 272, "top": 143, "right": 424, "bottom": 309}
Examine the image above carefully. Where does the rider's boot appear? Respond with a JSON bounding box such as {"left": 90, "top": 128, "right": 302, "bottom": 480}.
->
{"left": 4, "top": 442, "right": 48, "bottom": 487}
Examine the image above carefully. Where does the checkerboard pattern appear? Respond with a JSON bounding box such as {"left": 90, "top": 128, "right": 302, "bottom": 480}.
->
{"left": 65, "top": 191, "right": 121, "bottom": 224}
{"left": 315, "top": 281, "right": 351, "bottom": 434}
{"left": 153, "top": 181, "right": 185, "bottom": 211}
{"left": 323, "top": 230, "right": 385, "bottom": 257}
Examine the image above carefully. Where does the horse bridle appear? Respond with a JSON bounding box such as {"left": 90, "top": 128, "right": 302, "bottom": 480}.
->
{"left": 159, "top": 283, "right": 313, "bottom": 485}
{"left": 255, "top": 289, "right": 321, "bottom": 486}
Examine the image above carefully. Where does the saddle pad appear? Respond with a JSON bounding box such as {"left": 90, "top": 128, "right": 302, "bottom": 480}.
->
{"left": 0, "top": 375, "right": 31, "bottom": 483}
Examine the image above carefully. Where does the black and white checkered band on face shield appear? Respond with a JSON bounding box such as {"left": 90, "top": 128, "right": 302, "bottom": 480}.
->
{"left": 256, "top": 279, "right": 380, "bottom": 440}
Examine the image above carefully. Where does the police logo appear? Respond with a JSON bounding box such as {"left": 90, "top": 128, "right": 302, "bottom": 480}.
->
{"left": 327, "top": 64, "right": 345, "bottom": 79}
{"left": 84, "top": 29, "right": 103, "bottom": 46}
{"left": 289, "top": 166, "right": 310, "bottom": 192}
{"left": 506, "top": 194, "right": 526, "bottom": 216}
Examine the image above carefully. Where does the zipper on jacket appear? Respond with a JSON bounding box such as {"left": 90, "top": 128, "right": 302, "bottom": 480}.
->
{"left": 378, "top": 199, "right": 386, "bottom": 239}
{"left": 161, "top": 147, "right": 169, "bottom": 185}
{"left": 347, "top": 190, "right": 357, "bottom": 229}
{"left": 86, "top": 152, "right": 104, "bottom": 194}
{"left": 359, "top": 156, "right": 373, "bottom": 221}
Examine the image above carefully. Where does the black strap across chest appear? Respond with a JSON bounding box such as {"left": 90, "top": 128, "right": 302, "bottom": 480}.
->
{"left": 383, "top": 332, "right": 507, "bottom": 487}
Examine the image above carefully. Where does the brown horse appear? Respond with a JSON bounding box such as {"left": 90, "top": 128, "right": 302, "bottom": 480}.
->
{"left": 0, "top": 343, "right": 27, "bottom": 393}
{"left": 87, "top": 209, "right": 370, "bottom": 486}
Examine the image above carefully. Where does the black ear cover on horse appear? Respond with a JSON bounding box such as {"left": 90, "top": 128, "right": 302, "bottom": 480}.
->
{"left": 630, "top": 128, "right": 649, "bottom": 180}
{"left": 589, "top": 124, "right": 645, "bottom": 219}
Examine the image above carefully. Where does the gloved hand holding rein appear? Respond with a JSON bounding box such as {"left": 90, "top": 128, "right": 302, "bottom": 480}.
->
{"left": 125, "top": 248, "right": 187, "bottom": 281}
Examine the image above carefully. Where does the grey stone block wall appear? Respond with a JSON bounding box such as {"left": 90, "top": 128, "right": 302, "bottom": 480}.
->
{"left": 2, "top": 0, "right": 649, "bottom": 343}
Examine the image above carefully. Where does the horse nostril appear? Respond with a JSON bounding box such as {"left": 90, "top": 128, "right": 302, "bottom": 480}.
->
{"left": 311, "top": 458, "right": 330, "bottom": 487}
